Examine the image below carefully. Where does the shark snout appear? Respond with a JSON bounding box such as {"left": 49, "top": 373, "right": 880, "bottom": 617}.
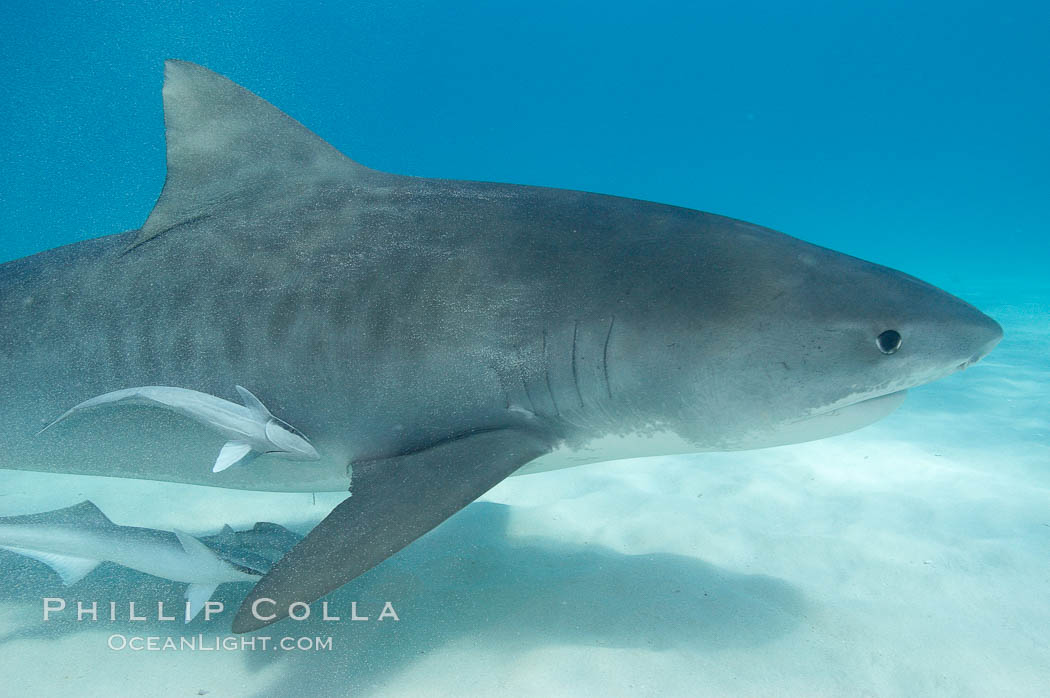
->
{"left": 956, "top": 311, "right": 1003, "bottom": 371}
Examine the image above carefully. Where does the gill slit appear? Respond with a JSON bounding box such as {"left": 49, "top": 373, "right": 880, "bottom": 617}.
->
{"left": 518, "top": 351, "right": 538, "bottom": 414}
{"left": 602, "top": 315, "right": 615, "bottom": 400}
{"left": 542, "top": 328, "right": 561, "bottom": 416}
{"left": 571, "top": 320, "right": 584, "bottom": 409}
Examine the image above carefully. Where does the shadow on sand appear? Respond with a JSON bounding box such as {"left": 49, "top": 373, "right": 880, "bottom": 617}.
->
{"left": 0, "top": 502, "right": 806, "bottom": 695}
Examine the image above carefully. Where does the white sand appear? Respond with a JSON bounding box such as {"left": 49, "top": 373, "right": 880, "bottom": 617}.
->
{"left": 1, "top": 291, "right": 1046, "bottom": 697}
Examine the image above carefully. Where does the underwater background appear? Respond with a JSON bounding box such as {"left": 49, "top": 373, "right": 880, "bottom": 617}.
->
{"left": 0, "top": 1, "right": 1047, "bottom": 696}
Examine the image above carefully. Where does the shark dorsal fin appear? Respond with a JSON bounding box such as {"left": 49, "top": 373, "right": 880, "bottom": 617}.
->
{"left": 127, "top": 60, "right": 377, "bottom": 252}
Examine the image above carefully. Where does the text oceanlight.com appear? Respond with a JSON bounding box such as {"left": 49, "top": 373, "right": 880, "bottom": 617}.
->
{"left": 108, "top": 634, "right": 334, "bottom": 652}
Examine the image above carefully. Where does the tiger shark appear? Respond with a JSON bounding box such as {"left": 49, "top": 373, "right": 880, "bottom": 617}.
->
{"left": 0, "top": 61, "right": 1001, "bottom": 632}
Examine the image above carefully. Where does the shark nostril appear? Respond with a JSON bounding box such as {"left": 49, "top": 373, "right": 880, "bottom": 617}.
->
{"left": 958, "top": 346, "right": 991, "bottom": 371}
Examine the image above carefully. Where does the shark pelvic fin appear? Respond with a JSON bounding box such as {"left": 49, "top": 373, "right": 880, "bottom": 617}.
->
{"left": 126, "top": 60, "right": 383, "bottom": 252}
{"left": 0, "top": 546, "right": 100, "bottom": 585}
{"left": 232, "top": 427, "right": 551, "bottom": 633}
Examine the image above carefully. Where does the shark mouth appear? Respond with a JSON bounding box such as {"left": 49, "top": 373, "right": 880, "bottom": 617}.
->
{"left": 784, "top": 390, "right": 909, "bottom": 443}
{"left": 726, "top": 390, "right": 909, "bottom": 451}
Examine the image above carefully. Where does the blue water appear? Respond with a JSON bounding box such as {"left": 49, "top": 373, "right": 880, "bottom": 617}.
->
{"left": 0, "top": 2, "right": 1047, "bottom": 696}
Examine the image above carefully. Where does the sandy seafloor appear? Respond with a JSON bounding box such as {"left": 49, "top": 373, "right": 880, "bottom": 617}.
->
{"left": 0, "top": 281, "right": 1045, "bottom": 698}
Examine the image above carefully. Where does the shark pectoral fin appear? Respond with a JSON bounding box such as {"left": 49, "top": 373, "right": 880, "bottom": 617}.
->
{"left": 213, "top": 441, "right": 255, "bottom": 472}
{"left": 185, "top": 583, "right": 219, "bottom": 623}
{"left": 0, "top": 546, "right": 100, "bottom": 585}
{"left": 231, "top": 427, "right": 552, "bottom": 633}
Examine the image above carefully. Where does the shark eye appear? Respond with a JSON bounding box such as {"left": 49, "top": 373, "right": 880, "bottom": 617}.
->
{"left": 876, "top": 329, "right": 902, "bottom": 354}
